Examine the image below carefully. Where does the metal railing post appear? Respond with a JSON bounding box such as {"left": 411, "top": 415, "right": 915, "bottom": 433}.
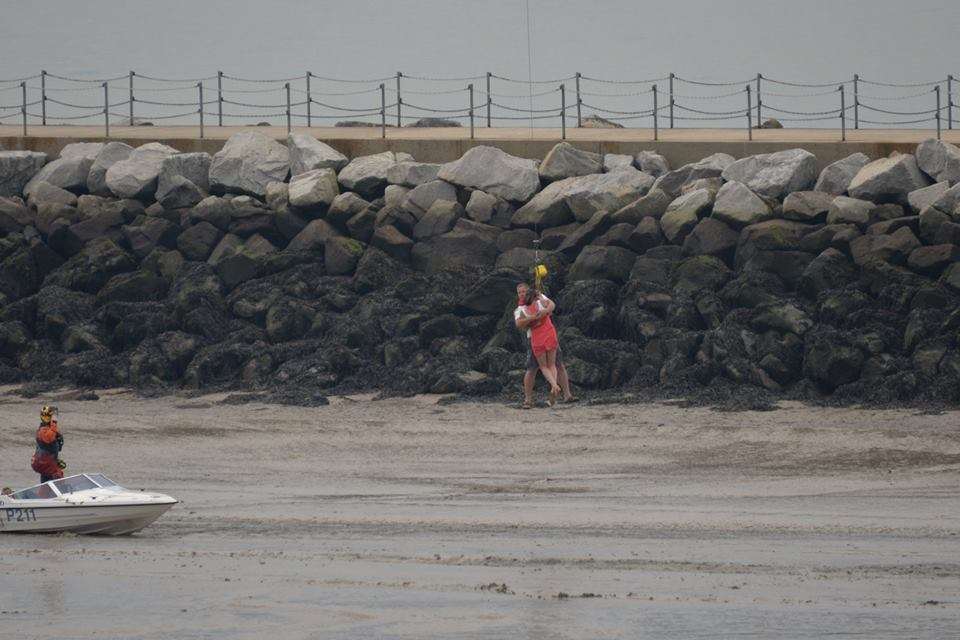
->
{"left": 306, "top": 71, "right": 312, "bottom": 128}
{"left": 468, "top": 83, "right": 474, "bottom": 140}
{"left": 948, "top": 75, "right": 954, "bottom": 130}
{"left": 103, "top": 82, "right": 110, "bottom": 138}
{"left": 395, "top": 71, "right": 402, "bottom": 127}
{"left": 129, "top": 70, "right": 135, "bottom": 126}
{"left": 575, "top": 72, "right": 582, "bottom": 127}
{"left": 486, "top": 72, "right": 492, "bottom": 127}
{"left": 756, "top": 73, "right": 762, "bottom": 124}
{"left": 935, "top": 85, "right": 941, "bottom": 141}
{"left": 669, "top": 72, "right": 675, "bottom": 128}
{"left": 380, "top": 83, "right": 386, "bottom": 139}
{"left": 217, "top": 70, "right": 223, "bottom": 126}
{"left": 21, "top": 82, "right": 27, "bottom": 136}
{"left": 652, "top": 84, "right": 658, "bottom": 141}
{"left": 560, "top": 84, "right": 566, "bottom": 140}
{"left": 40, "top": 70, "right": 47, "bottom": 125}
{"left": 853, "top": 74, "right": 859, "bottom": 130}
{"left": 285, "top": 82, "right": 291, "bottom": 133}
{"left": 198, "top": 82, "right": 204, "bottom": 139}
{"left": 746, "top": 85, "right": 752, "bottom": 141}
{"left": 839, "top": 85, "right": 846, "bottom": 142}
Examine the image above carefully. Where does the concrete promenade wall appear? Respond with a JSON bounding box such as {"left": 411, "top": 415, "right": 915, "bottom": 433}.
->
{"left": 1, "top": 126, "right": 949, "bottom": 172}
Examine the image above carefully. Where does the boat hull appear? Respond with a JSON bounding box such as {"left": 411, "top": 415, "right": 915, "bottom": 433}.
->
{"left": 1, "top": 501, "right": 177, "bottom": 535}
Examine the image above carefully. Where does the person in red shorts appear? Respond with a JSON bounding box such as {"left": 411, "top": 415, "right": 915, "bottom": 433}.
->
{"left": 520, "top": 286, "right": 563, "bottom": 405}
{"left": 514, "top": 282, "right": 574, "bottom": 408}
{"left": 31, "top": 405, "right": 65, "bottom": 483}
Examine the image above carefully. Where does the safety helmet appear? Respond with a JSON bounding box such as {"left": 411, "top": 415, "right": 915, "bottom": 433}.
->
{"left": 40, "top": 405, "right": 56, "bottom": 423}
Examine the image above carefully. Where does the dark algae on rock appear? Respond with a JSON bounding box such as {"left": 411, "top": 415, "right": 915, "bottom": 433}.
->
{"left": 1, "top": 136, "right": 960, "bottom": 407}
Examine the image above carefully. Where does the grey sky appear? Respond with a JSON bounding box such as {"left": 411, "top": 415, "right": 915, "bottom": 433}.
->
{"left": 2, "top": 0, "right": 957, "bottom": 82}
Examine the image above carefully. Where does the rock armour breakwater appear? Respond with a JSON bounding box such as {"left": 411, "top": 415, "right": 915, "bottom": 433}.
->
{"left": 1, "top": 135, "right": 959, "bottom": 405}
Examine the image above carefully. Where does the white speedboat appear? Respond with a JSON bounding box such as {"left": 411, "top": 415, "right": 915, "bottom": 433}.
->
{"left": 0, "top": 473, "right": 177, "bottom": 535}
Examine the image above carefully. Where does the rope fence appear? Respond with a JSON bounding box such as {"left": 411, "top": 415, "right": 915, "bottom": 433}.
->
{"left": 0, "top": 69, "right": 956, "bottom": 141}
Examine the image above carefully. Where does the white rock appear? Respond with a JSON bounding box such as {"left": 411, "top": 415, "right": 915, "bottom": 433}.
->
{"left": 288, "top": 168, "right": 340, "bottom": 209}
{"left": 106, "top": 142, "right": 180, "bottom": 200}
{"left": 848, "top": 154, "right": 931, "bottom": 204}
{"left": 437, "top": 146, "right": 539, "bottom": 202}
{"left": 287, "top": 133, "right": 348, "bottom": 175}
{"left": 23, "top": 159, "right": 87, "bottom": 198}
{"left": 87, "top": 142, "right": 134, "bottom": 196}
{"left": 721, "top": 148, "right": 817, "bottom": 199}
{"left": 157, "top": 152, "right": 212, "bottom": 201}
{"left": 0, "top": 151, "right": 48, "bottom": 198}
{"left": 402, "top": 179, "right": 458, "bottom": 218}
{"left": 814, "top": 152, "right": 870, "bottom": 195}
{"left": 338, "top": 151, "right": 414, "bottom": 198}
{"left": 916, "top": 138, "right": 960, "bottom": 185}
{"left": 538, "top": 142, "right": 602, "bottom": 182}
{"left": 386, "top": 161, "right": 441, "bottom": 187}
{"left": 209, "top": 131, "right": 290, "bottom": 198}
{"left": 711, "top": 181, "right": 772, "bottom": 229}
{"left": 603, "top": 154, "right": 636, "bottom": 172}
{"left": 634, "top": 150, "right": 670, "bottom": 177}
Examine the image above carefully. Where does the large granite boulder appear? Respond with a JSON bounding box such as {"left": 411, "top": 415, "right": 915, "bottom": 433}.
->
{"left": 720, "top": 148, "right": 817, "bottom": 199}
{"left": 848, "top": 154, "right": 931, "bottom": 204}
{"left": 562, "top": 171, "right": 655, "bottom": 222}
{"left": 157, "top": 152, "right": 211, "bottom": 195}
{"left": 387, "top": 161, "right": 441, "bottom": 188}
{"left": 660, "top": 188, "right": 714, "bottom": 244}
{"left": 287, "top": 133, "right": 347, "bottom": 174}
{"left": 413, "top": 200, "right": 464, "bottom": 240}
{"left": 652, "top": 153, "right": 734, "bottom": 197}
{"left": 826, "top": 196, "right": 875, "bottom": 228}
{"left": 155, "top": 152, "right": 211, "bottom": 210}
{"left": 286, "top": 218, "right": 341, "bottom": 253}
{"left": 916, "top": 139, "right": 960, "bottom": 185}
{"left": 465, "top": 190, "right": 515, "bottom": 228}
{"left": 782, "top": 191, "right": 834, "bottom": 222}
{"left": 512, "top": 171, "right": 654, "bottom": 227}
{"left": 437, "top": 146, "right": 539, "bottom": 202}
{"left": 338, "top": 150, "right": 414, "bottom": 199}
{"left": 287, "top": 168, "right": 339, "bottom": 210}
{"left": 908, "top": 181, "right": 949, "bottom": 214}
{"left": 682, "top": 217, "right": 739, "bottom": 258}
{"left": 401, "top": 179, "right": 457, "bottom": 219}
{"left": 610, "top": 188, "right": 672, "bottom": 224}
{"left": 634, "top": 150, "right": 669, "bottom": 177}
{"left": 0, "top": 151, "right": 48, "bottom": 198}
{"left": 567, "top": 245, "right": 637, "bottom": 283}
{"left": 711, "top": 181, "right": 772, "bottom": 229}
{"left": 23, "top": 145, "right": 102, "bottom": 199}
{"left": 813, "top": 152, "right": 870, "bottom": 195}
{"left": 538, "top": 142, "right": 602, "bottom": 182}
{"left": 87, "top": 142, "right": 133, "bottom": 196}
{"left": 411, "top": 219, "right": 500, "bottom": 272}
{"left": 326, "top": 192, "right": 369, "bottom": 228}
{"left": 603, "top": 154, "right": 635, "bottom": 172}
{"left": 106, "top": 142, "right": 180, "bottom": 200}
{"left": 209, "top": 131, "right": 290, "bottom": 197}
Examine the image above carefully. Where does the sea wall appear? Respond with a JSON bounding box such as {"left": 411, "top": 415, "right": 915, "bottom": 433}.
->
{"left": 1, "top": 133, "right": 959, "bottom": 404}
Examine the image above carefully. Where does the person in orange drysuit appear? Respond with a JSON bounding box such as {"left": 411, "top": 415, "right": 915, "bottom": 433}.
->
{"left": 31, "top": 406, "right": 65, "bottom": 483}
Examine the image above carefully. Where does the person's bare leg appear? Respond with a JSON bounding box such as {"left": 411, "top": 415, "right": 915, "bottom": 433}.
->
{"left": 556, "top": 361, "right": 575, "bottom": 401}
{"left": 523, "top": 367, "right": 536, "bottom": 407}
{"left": 535, "top": 352, "right": 559, "bottom": 394}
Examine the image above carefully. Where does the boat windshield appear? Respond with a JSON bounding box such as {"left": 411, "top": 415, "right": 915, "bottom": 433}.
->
{"left": 53, "top": 475, "right": 98, "bottom": 494}
{"left": 87, "top": 473, "right": 118, "bottom": 488}
{"left": 11, "top": 483, "right": 57, "bottom": 500}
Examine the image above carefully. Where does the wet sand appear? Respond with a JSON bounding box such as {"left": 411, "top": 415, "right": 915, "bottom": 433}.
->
{"left": 1, "top": 388, "right": 959, "bottom": 639}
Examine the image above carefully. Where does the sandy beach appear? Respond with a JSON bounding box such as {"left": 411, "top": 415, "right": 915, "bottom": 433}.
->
{"left": 0, "top": 388, "right": 959, "bottom": 638}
